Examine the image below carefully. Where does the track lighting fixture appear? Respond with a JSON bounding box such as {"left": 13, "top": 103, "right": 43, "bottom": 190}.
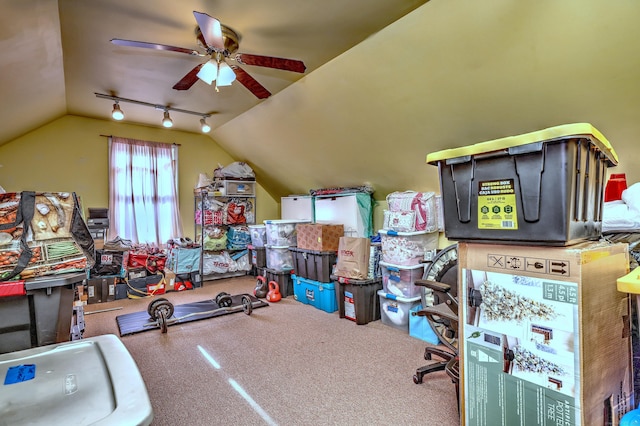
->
{"left": 95, "top": 92, "right": 214, "bottom": 132}
{"left": 111, "top": 102, "right": 124, "bottom": 120}
{"left": 200, "top": 118, "right": 211, "bottom": 133}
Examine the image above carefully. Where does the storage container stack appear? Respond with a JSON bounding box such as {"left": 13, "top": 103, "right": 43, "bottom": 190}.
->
{"left": 376, "top": 191, "right": 440, "bottom": 333}
{"left": 426, "top": 123, "right": 632, "bottom": 425}
{"left": 331, "top": 235, "right": 384, "bottom": 325}
{"left": 291, "top": 223, "right": 344, "bottom": 313}
{"left": 257, "top": 219, "right": 310, "bottom": 298}
{"left": 247, "top": 224, "right": 267, "bottom": 273}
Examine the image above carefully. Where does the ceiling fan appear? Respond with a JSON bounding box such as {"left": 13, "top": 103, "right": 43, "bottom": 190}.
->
{"left": 111, "top": 11, "right": 306, "bottom": 99}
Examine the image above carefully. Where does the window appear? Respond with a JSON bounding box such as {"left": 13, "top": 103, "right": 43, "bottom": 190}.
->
{"left": 108, "top": 136, "right": 183, "bottom": 246}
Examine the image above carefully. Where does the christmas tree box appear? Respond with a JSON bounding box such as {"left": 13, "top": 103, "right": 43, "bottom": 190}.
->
{"left": 458, "top": 241, "right": 633, "bottom": 426}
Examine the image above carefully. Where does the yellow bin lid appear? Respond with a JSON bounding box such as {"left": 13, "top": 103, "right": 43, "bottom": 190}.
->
{"left": 426, "top": 123, "right": 618, "bottom": 167}
{"left": 617, "top": 267, "right": 640, "bottom": 294}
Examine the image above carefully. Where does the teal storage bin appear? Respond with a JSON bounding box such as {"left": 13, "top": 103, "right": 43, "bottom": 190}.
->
{"left": 409, "top": 304, "right": 439, "bottom": 345}
{"left": 292, "top": 274, "right": 337, "bottom": 313}
{"left": 621, "top": 407, "right": 640, "bottom": 425}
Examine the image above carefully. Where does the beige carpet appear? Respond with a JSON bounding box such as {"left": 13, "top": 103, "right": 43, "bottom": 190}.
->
{"left": 83, "top": 275, "right": 459, "bottom": 425}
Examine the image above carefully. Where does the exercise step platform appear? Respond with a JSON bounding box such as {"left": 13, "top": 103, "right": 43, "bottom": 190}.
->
{"left": 116, "top": 293, "right": 268, "bottom": 336}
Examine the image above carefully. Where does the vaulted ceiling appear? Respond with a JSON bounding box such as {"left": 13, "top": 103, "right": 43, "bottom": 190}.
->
{"left": 0, "top": 0, "right": 429, "bottom": 144}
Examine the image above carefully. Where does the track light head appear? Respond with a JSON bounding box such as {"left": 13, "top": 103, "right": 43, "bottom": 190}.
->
{"left": 111, "top": 102, "right": 124, "bottom": 120}
{"left": 96, "top": 93, "right": 212, "bottom": 131}
{"left": 162, "top": 110, "right": 173, "bottom": 128}
{"left": 200, "top": 118, "right": 211, "bottom": 133}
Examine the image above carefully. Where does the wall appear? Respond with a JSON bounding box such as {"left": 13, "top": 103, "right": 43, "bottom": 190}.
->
{"left": 0, "top": 115, "right": 279, "bottom": 238}
{"left": 213, "top": 0, "right": 640, "bottom": 202}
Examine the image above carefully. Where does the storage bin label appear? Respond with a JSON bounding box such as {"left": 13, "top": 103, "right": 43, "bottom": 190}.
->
{"left": 477, "top": 179, "right": 518, "bottom": 230}
{"left": 344, "top": 294, "right": 356, "bottom": 320}
{"left": 305, "top": 288, "right": 315, "bottom": 301}
{"left": 4, "top": 364, "right": 35, "bottom": 385}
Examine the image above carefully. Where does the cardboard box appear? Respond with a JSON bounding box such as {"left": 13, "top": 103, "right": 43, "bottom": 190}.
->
{"left": 87, "top": 277, "right": 116, "bottom": 303}
{"left": 163, "top": 268, "right": 176, "bottom": 291}
{"left": 458, "top": 241, "right": 633, "bottom": 425}
{"left": 296, "top": 223, "right": 344, "bottom": 252}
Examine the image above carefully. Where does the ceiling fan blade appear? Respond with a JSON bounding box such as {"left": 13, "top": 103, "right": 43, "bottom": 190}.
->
{"left": 193, "top": 11, "right": 225, "bottom": 50}
{"left": 233, "top": 53, "right": 306, "bottom": 73}
{"left": 231, "top": 66, "right": 271, "bottom": 99}
{"left": 173, "top": 64, "right": 204, "bottom": 90}
{"left": 111, "top": 38, "right": 201, "bottom": 56}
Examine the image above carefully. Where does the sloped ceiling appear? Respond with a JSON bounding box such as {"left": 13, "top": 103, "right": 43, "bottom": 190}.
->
{"left": 2, "top": 0, "right": 640, "bottom": 201}
{"left": 0, "top": 0, "right": 429, "bottom": 145}
{"left": 214, "top": 0, "right": 640, "bottom": 198}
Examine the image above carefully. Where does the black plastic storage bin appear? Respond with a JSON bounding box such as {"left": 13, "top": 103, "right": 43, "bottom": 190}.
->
{"left": 427, "top": 123, "right": 618, "bottom": 245}
{"left": 249, "top": 245, "right": 266, "bottom": 269}
{"left": 256, "top": 267, "right": 294, "bottom": 298}
{"left": 0, "top": 272, "right": 84, "bottom": 354}
{"left": 332, "top": 275, "right": 383, "bottom": 325}
{"left": 290, "top": 247, "right": 337, "bottom": 283}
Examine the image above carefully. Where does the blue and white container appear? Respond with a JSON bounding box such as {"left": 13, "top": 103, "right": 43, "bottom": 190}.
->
{"left": 377, "top": 290, "right": 421, "bottom": 332}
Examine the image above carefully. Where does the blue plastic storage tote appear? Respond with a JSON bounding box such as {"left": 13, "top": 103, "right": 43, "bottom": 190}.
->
{"left": 292, "top": 274, "right": 337, "bottom": 313}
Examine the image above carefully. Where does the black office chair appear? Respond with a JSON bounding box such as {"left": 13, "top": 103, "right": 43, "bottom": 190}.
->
{"left": 412, "top": 245, "right": 459, "bottom": 406}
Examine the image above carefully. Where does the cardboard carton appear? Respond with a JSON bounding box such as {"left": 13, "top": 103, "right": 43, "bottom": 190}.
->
{"left": 458, "top": 241, "right": 633, "bottom": 425}
{"left": 296, "top": 223, "right": 344, "bottom": 251}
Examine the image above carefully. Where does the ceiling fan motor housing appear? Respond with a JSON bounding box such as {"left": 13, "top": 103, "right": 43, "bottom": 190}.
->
{"left": 196, "top": 25, "right": 239, "bottom": 56}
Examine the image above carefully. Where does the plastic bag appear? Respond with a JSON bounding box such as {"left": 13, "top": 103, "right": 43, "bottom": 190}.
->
{"left": 214, "top": 162, "right": 255, "bottom": 179}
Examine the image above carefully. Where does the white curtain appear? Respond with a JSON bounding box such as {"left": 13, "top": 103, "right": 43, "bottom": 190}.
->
{"left": 108, "top": 136, "right": 183, "bottom": 246}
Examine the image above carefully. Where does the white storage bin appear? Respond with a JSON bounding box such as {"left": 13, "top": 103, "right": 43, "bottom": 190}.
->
{"left": 264, "top": 219, "right": 311, "bottom": 246}
{"left": 379, "top": 229, "right": 438, "bottom": 266}
{"left": 0, "top": 334, "right": 153, "bottom": 425}
{"left": 266, "top": 245, "right": 295, "bottom": 271}
{"left": 378, "top": 290, "right": 421, "bottom": 332}
{"left": 380, "top": 261, "right": 424, "bottom": 298}
{"left": 248, "top": 224, "right": 267, "bottom": 247}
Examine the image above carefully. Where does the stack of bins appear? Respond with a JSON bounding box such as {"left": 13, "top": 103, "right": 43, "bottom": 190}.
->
{"left": 427, "top": 123, "right": 633, "bottom": 425}
{"left": 333, "top": 234, "right": 384, "bottom": 325}
{"left": 377, "top": 190, "right": 440, "bottom": 333}
{"left": 247, "top": 224, "right": 267, "bottom": 275}
{"left": 291, "top": 223, "right": 344, "bottom": 313}
{"left": 259, "top": 219, "right": 310, "bottom": 298}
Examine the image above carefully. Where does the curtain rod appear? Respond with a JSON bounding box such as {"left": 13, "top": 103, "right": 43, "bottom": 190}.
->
{"left": 99, "top": 134, "right": 181, "bottom": 146}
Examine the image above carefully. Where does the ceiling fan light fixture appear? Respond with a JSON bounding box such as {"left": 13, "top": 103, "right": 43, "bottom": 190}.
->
{"left": 111, "top": 102, "right": 124, "bottom": 120}
{"left": 200, "top": 118, "right": 211, "bottom": 133}
{"left": 196, "top": 60, "right": 218, "bottom": 85}
{"left": 216, "top": 61, "right": 236, "bottom": 86}
{"left": 162, "top": 110, "right": 173, "bottom": 128}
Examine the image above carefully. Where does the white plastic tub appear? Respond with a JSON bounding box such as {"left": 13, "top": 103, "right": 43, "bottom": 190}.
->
{"left": 378, "top": 229, "right": 438, "bottom": 266}
{"left": 379, "top": 261, "right": 425, "bottom": 298}
{"left": 0, "top": 334, "right": 153, "bottom": 425}
{"left": 378, "top": 290, "right": 421, "bottom": 333}
{"left": 248, "top": 224, "right": 267, "bottom": 247}
{"left": 264, "top": 219, "right": 311, "bottom": 246}
{"left": 266, "top": 245, "right": 295, "bottom": 271}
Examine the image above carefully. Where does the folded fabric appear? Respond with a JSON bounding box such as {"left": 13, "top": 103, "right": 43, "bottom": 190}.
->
{"left": 621, "top": 182, "right": 640, "bottom": 212}
{"left": 602, "top": 200, "right": 640, "bottom": 233}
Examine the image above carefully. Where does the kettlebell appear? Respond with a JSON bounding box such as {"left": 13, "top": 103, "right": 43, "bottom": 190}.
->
{"left": 266, "top": 281, "right": 282, "bottom": 302}
{"left": 254, "top": 276, "right": 268, "bottom": 298}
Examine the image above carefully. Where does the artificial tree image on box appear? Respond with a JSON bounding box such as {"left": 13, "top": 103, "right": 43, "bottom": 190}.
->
{"left": 510, "top": 345, "right": 566, "bottom": 376}
{"left": 479, "top": 281, "right": 558, "bottom": 323}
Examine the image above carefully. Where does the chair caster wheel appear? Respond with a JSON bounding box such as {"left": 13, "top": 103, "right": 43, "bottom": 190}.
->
{"left": 413, "top": 374, "right": 422, "bottom": 384}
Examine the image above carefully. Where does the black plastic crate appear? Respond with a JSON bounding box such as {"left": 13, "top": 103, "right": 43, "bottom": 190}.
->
{"left": 332, "top": 275, "right": 383, "bottom": 325}
{"left": 256, "top": 267, "right": 293, "bottom": 298}
{"left": 249, "top": 245, "right": 266, "bottom": 268}
{"left": 290, "top": 247, "right": 337, "bottom": 283}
